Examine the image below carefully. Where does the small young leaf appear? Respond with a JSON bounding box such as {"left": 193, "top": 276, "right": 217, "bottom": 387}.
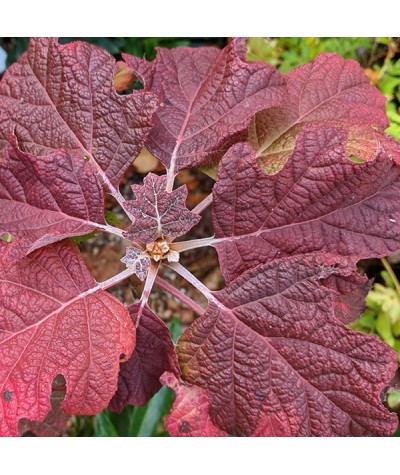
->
{"left": 124, "top": 173, "right": 200, "bottom": 243}
{"left": 120, "top": 247, "right": 150, "bottom": 281}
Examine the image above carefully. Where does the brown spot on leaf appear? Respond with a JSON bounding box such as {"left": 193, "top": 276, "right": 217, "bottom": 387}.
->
{"left": 256, "top": 391, "right": 265, "bottom": 401}
{"left": 3, "top": 390, "right": 13, "bottom": 403}
{"left": 178, "top": 420, "right": 191, "bottom": 433}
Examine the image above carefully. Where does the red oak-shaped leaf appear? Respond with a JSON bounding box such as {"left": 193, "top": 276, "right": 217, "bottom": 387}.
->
{"left": 213, "top": 129, "right": 400, "bottom": 284}
{"left": 109, "top": 304, "right": 179, "bottom": 411}
{"left": 248, "top": 53, "right": 389, "bottom": 172}
{"left": 18, "top": 374, "right": 70, "bottom": 437}
{"left": 0, "top": 136, "right": 106, "bottom": 262}
{"left": 177, "top": 256, "right": 398, "bottom": 436}
{"left": 124, "top": 173, "right": 200, "bottom": 243}
{"left": 120, "top": 247, "right": 150, "bottom": 281}
{"left": 160, "top": 372, "right": 228, "bottom": 437}
{"left": 0, "top": 37, "right": 157, "bottom": 186}
{"left": 123, "top": 38, "right": 286, "bottom": 173}
{"left": 0, "top": 241, "right": 135, "bottom": 437}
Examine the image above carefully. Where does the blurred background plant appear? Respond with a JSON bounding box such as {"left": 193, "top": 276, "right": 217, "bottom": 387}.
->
{"left": 2, "top": 36, "right": 399, "bottom": 436}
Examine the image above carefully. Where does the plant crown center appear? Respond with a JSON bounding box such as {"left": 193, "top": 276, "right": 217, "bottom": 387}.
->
{"left": 143, "top": 238, "right": 179, "bottom": 263}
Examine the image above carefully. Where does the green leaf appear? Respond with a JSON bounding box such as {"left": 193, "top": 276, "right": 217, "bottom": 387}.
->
{"left": 387, "top": 392, "right": 400, "bottom": 413}
{"left": 94, "top": 411, "right": 119, "bottom": 437}
{"left": 349, "top": 155, "right": 365, "bottom": 163}
{"left": 376, "top": 312, "right": 395, "bottom": 346}
{"left": 246, "top": 38, "right": 280, "bottom": 65}
{"left": 71, "top": 231, "right": 98, "bottom": 244}
{"left": 127, "top": 386, "right": 175, "bottom": 437}
{"left": 381, "top": 270, "right": 396, "bottom": 289}
{"left": 169, "top": 316, "right": 182, "bottom": 343}
{"left": 357, "top": 311, "right": 377, "bottom": 330}
{"left": 105, "top": 210, "right": 122, "bottom": 226}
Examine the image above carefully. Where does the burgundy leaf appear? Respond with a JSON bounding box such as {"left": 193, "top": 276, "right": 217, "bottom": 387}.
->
{"left": 120, "top": 247, "right": 150, "bottom": 281}
{"left": 0, "top": 241, "right": 135, "bottom": 437}
{"left": 213, "top": 129, "right": 400, "bottom": 284}
{"left": 109, "top": 304, "right": 179, "bottom": 411}
{"left": 248, "top": 53, "right": 389, "bottom": 172}
{"left": 0, "top": 37, "right": 157, "bottom": 186}
{"left": 160, "top": 372, "right": 228, "bottom": 437}
{"left": 0, "top": 136, "right": 106, "bottom": 262}
{"left": 18, "top": 374, "right": 69, "bottom": 437}
{"left": 124, "top": 173, "right": 200, "bottom": 243}
{"left": 123, "top": 38, "right": 286, "bottom": 173}
{"left": 177, "top": 255, "right": 398, "bottom": 436}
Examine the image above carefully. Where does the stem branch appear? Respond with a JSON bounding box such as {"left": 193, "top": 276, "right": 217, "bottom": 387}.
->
{"left": 88, "top": 152, "right": 134, "bottom": 222}
{"left": 167, "top": 261, "right": 218, "bottom": 305}
{"left": 91, "top": 222, "right": 125, "bottom": 238}
{"left": 192, "top": 193, "right": 213, "bottom": 214}
{"left": 136, "top": 261, "right": 161, "bottom": 326}
{"left": 154, "top": 276, "right": 205, "bottom": 316}
{"left": 171, "top": 236, "right": 217, "bottom": 253}
{"left": 97, "top": 267, "right": 136, "bottom": 290}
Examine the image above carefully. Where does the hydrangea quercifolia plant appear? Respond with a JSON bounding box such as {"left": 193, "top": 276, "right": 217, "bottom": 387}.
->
{"left": 0, "top": 37, "right": 400, "bottom": 437}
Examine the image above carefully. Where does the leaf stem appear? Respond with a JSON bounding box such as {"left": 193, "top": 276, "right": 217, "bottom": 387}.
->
{"left": 192, "top": 193, "right": 213, "bottom": 214}
{"left": 136, "top": 261, "right": 160, "bottom": 326}
{"left": 90, "top": 222, "right": 125, "bottom": 238}
{"left": 165, "top": 169, "right": 176, "bottom": 193}
{"left": 97, "top": 267, "right": 137, "bottom": 290}
{"left": 167, "top": 261, "right": 218, "bottom": 305}
{"left": 381, "top": 257, "right": 400, "bottom": 294}
{"left": 171, "top": 236, "right": 217, "bottom": 253}
{"left": 88, "top": 152, "right": 135, "bottom": 222}
{"left": 154, "top": 276, "right": 205, "bottom": 316}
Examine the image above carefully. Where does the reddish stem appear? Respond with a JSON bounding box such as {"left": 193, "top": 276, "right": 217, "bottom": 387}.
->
{"left": 154, "top": 276, "right": 205, "bottom": 316}
{"left": 171, "top": 236, "right": 217, "bottom": 253}
{"left": 136, "top": 261, "right": 160, "bottom": 326}
{"left": 167, "top": 261, "right": 219, "bottom": 305}
{"left": 192, "top": 193, "right": 213, "bottom": 214}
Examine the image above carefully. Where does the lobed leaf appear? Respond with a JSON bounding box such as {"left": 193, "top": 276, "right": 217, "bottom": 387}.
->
{"left": 0, "top": 136, "right": 106, "bottom": 262}
{"left": 0, "top": 241, "right": 135, "bottom": 436}
{"left": 123, "top": 38, "right": 286, "bottom": 173}
{"left": 124, "top": 173, "right": 200, "bottom": 243}
{"left": 213, "top": 129, "right": 400, "bottom": 284}
{"left": 177, "top": 256, "right": 398, "bottom": 436}
{"left": 0, "top": 37, "right": 158, "bottom": 186}
{"left": 248, "top": 53, "right": 389, "bottom": 172}
{"left": 109, "top": 304, "right": 179, "bottom": 411}
{"left": 120, "top": 247, "right": 150, "bottom": 282}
